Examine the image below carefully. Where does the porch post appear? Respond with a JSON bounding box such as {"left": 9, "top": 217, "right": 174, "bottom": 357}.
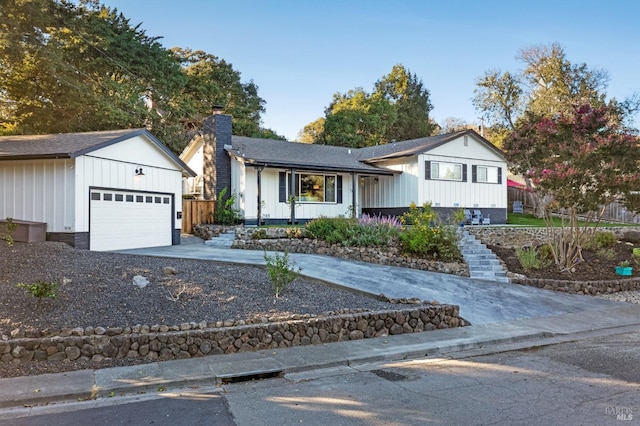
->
{"left": 351, "top": 172, "right": 357, "bottom": 219}
{"left": 289, "top": 168, "right": 296, "bottom": 224}
{"left": 256, "top": 166, "right": 264, "bottom": 225}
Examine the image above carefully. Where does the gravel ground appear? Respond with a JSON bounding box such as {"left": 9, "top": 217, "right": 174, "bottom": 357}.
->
{"left": 1, "top": 240, "right": 639, "bottom": 378}
{"left": 0, "top": 241, "right": 402, "bottom": 378}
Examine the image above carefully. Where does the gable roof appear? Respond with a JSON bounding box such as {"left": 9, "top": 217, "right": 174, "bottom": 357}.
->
{"left": 357, "top": 129, "right": 505, "bottom": 162}
{"left": 227, "top": 136, "right": 396, "bottom": 175}
{"left": 0, "top": 129, "right": 195, "bottom": 176}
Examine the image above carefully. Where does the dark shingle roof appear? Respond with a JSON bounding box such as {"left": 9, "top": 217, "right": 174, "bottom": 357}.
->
{"left": 0, "top": 129, "right": 195, "bottom": 176}
{"left": 357, "top": 129, "right": 504, "bottom": 162}
{"left": 0, "top": 129, "right": 149, "bottom": 159}
{"left": 227, "top": 136, "right": 396, "bottom": 175}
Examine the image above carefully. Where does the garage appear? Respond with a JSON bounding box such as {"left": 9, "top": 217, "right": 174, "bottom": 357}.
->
{"left": 0, "top": 129, "right": 195, "bottom": 250}
{"left": 89, "top": 189, "right": 174, "bottom": 251}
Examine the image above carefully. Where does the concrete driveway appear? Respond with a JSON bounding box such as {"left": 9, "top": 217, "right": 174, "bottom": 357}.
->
{"left": 117, "top": 239, "right": 621, "bottom": 325}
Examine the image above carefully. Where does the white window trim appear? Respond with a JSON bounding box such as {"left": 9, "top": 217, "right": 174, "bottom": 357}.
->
{"left": 431, "top": 161, "right": 463, "bottom": 181}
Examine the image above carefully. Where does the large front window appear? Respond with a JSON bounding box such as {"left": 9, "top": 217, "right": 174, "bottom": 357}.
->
{"left": 431, "top": 161, "right": 463, "bottom": 181}
{"left": 293, "top": 173, "right": 336, "bottom": 203}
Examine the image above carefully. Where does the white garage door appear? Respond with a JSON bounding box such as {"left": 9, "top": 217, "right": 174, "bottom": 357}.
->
{"left": 90, "top": 189, "right": 173, "bottom": 251}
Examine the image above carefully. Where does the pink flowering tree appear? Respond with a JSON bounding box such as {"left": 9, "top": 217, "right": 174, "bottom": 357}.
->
{"left": 504, "top": 104, "right": 640, "bottom": 271}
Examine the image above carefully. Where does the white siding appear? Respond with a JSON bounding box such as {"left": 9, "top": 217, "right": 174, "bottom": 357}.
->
{"left": 0, "top": 159, "right": 75, "bottom": 232}
{"left": 241, "top": 168, "right": 355, "bottom": 221}
{"left": 421, "top": 154, "right": 506, "bottom": 209}
{"left": 430, "top": 133, "right": 504, "bottom": 161}
{"left": 74, "top": 156, "right": 183, "bottom": 232}
{"left": 89, "top": 135, "right": 180, "bottom": 170}
{"left": 361, "top": 158, "right": 418, "bottom": 208}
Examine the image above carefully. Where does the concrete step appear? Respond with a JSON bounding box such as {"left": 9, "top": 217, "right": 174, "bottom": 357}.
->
{"left": 460, "top": 232, "right": 510, "bottom": 283}
{"left": 204, "top": 231, "right": 235, "bottom": 248}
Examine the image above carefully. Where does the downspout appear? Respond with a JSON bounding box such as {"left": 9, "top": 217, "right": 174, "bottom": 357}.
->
{"left": 351, "top": 172, "right": 357, "bottom": 219}
{"left": 256, "top": 165, "right": 264, "bottom": 226}
{"left": 289, "top": 168, "right": 296, "bottom": 224}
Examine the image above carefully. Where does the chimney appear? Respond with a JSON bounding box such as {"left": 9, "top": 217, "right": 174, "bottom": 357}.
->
{"left": 202, "top": 111, "right": 232, "bottom": 200}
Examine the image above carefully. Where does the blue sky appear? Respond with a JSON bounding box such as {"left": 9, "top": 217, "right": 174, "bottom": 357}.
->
{"left": 103, "top": 0, "right": 639, "bottom": 141}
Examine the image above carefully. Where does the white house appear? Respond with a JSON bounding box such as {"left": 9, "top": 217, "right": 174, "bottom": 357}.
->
{"left": 0, "top": 129, "right": 195, "bottom": 250}
{"left": 180, "top": 114, "right": 508, "bottom": 225}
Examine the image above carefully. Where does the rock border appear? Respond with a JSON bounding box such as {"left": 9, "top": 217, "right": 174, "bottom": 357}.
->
{"left": 1, "top": 305, "right": 466, "bottom": 364}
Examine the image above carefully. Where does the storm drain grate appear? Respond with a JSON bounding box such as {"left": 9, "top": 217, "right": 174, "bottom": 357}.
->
{"left": 220, "top": 370, "right": 284, "bottom": 384}
{"left": 371, "top": 369, "right": 408, "bottom": 382}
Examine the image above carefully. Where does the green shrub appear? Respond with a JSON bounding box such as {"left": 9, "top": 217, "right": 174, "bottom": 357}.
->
{"left": 591, "top": 231, "right": 617, "bottom": 249}
{"left": 264, "top": 250, "right": 301, "bottom": 298}
{"left": 597, "top": 247, "right": 616, "bottom": 260}
{"left": 214, "top": 187, "right": 241, "bottom": 225}
{"left": 305, "top": 217, "right": 354, "bottom": 244}
{"left": 538, "top": 244, "right": 554, "bottom": 260}
{"left": 1, "top": 217, "right": 17, "bottom": 246}
{"left": 17, "top": 280, "right": 59, "bottom": 306}
{"left": 252, "top": 230, "right": 268, "bottom": 240}
{"left": 398, "top": 203, "right": 461, "bottom": 261}
{"left": 516, "top": 247, "right": 548, "bottom": 270}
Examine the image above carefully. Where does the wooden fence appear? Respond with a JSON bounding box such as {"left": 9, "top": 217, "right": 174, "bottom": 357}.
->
{"left": 508, "top": 187, "right": 640, "bottom": 224}
{"left": 182, "top": 200, "right": 215, "bottom": 234}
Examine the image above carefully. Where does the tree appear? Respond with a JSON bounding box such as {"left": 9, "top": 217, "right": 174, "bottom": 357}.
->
{"left": 439, "top": 117, "right": 470, "bottom": 134}
{"left": 173, "top": 49, "right": 269, "bottom": 139}
{"left": 0, "top": 0, "right": 186, "bottom": 137}
{"left": 504, "top": 104, "right": 640, "bottom": 272}
{"left": 0, "top": 1, "right": 280, "bottom": 153}
{"left": 322, "top": 89, "right": 396, "bottom": 148}
{"left": 306, "top": 64, "right": 436, "bottom": 147}
{"left": 298, "top": 117, "right": 325, "bottom": 143}
{"left": 374, "top": 64, "right": 437, "bottom": 140}
{"left": 472, "top": 43, "right": 632, "bottom": 215}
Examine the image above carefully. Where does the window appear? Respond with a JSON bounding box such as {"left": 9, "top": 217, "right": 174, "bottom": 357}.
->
{"left": 473, "top": 165, "right": 501, "bottom": 184}
{"left": 115, "top": 194, "right": 123, "bottom": 202}
{"left": 103, "top": 193, "right": 112, "bottom": 201}
{"left": 126, "top": 195, "right": 134, "bottom": 202}
{"left": 431, "top": 162, "right": 463, "bottom": 181}
{"left": 91, "top": 192, "right": 100, "bottom": 200}
{"left": 291, "top": 173, "right": 337, "bottom": 203}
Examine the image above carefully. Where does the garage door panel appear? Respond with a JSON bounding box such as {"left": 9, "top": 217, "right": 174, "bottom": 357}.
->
{"left": 90, "top": 190, "right": 172, "bottom": 251}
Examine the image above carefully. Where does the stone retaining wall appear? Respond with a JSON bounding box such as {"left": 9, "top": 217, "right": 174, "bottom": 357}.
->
{"left": 231, "top": 227, "right": 469, "bottom": 277}
{"left": 466, "top": 226, "right": 640, "bottom": 249}
{"left": 1, "top": 305, "right": 465, "bottom": 364}
{"left": 510, "top": 276, "right": 640, "bottom": 295}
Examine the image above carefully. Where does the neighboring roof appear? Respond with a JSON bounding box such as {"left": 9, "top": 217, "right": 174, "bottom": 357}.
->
{"left": 0, "top": 129, "right": 196, "bottom": 176}
{"left": 507, "top": 178, "right": 526, "bottom": 188}
{"left": 227, "top": 136, "right": 396, "bottom": 175}
{"left": 357, "top": 129, "right": 505, "bottom": 162}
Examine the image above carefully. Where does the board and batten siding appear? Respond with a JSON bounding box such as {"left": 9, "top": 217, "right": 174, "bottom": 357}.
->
{"left": 74, "top": 155, "right": 183, "bottom": 233}
{"left": 420, "top": 154, "right": 506, "bottom": 209}
{"left": 421, "top": 134, "right": 506, "bottom": 209}
{"left": 360, "top": 158, "right": 418, "bottom": 209}
{"left": 0, "top": 159, "right": 75, "bottom": 232}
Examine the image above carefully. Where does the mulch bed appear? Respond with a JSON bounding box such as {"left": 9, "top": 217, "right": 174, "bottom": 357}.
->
{"left": 489, "top": 243, "right": 637, "bottom": 281}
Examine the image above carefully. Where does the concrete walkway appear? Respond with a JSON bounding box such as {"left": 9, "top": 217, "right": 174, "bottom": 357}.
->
{"left": 117, "top": 236, "right": 620, "bottom": 325}
{"left": 1, "top": 236, "right": 639, "bottom": 413}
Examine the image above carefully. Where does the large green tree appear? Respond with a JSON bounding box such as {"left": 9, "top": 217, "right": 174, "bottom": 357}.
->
{"left": 472, "top": 43, "right": 626, "bottom": 132}
{"left": 172, "top": 48, "right": 282, "bottom": 140}
{"left": 301, "top": 64, "right": 436, "bottom": 147}
{"left": 322, "top": 88, "right": 396, "bottom": 148}
{"left": 504, "top": 104, "right": 640, "bottom": 271}
{"left": 374, "top": 64, "right": 436, "bottom": 141}
{"left": 0, "top": 0, "right": 185, "bottom": 136}
{"left": 0, "top": 0, "right": 281, "bottom": 153}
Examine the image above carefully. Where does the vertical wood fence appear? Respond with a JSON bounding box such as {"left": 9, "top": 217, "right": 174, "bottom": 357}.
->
{"left": 182, "top": 200, "right": 216, "bottom": 234}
